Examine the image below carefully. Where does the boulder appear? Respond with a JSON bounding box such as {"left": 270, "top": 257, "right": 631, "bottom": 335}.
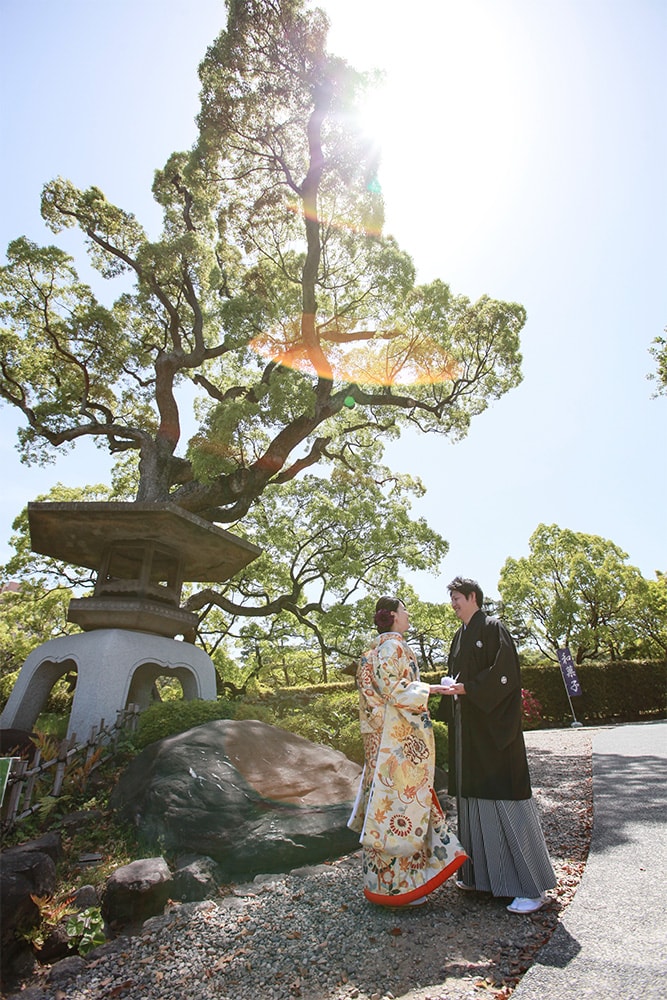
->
{"left": 172, "top": 855, "right": 218, "bottom": 902}
{"left": 2, "top": 941, "right": 37, "bottom": 1000}
{"left": 110, "top": 719, "right": 362, "bottom": 878}
{"left": 3, "top": 831, "right": 63, "bottom": 864}
{"left": 102, "top": 856, "right": 173, "bottom": 926}
{"left": 0, "top": 840, "right": 58, "bottom": 988}
{"left": 47, "top": 955, "right": 87, "bottom": 986}
{"left": 73, "top": 884, "right": 99, "bottom": 910}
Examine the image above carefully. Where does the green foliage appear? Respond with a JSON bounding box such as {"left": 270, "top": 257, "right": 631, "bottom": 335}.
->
{"left": 270, "top": 689, "right": 364, "bottom": 763}
{"left": 620, "top": 572, "right": 667, "bottom": 658}
{"left": 648, "top": 329, "right": 667, "bottom": 396}
{"left": 44, "top": 676, "right": 76, "bottom": 715}
{"left": 0, "top": 0, "right": 525, "bottom": 652}
{"left": 499, "top": 523, "right": 658, "bottom": 662}
{"left": 154, "top": 677, "right": 187, "bottom": 702}
{"left": 0, "top": 0, "right": 523, "bottom": 506}
{"left": 32, "top": 713, "right": 68, "bottom": 739}
{"left": 238, "top": 682, "right": 449, "bottom": 769}
{"left": 520, "top": 659, "right": 666, "bottom": 726}
{"left": 409, "top": 598, "right": 459, "bottom": 669}
{"left": 431, "top": 720, "right": 449, "bottom": 771}
{"left": 66, "top": 906, "right": 106, "bottom": 956}
{"left": 191, "top": 471, "right": 450, "bottom": 685}
{"left": 0, "top": 669, "right": 19, "bottom": 710}
{"left": 231, "top": 701, "right": 275, "bottom": 725}
{"left": 132, "top": 697, "right": 236, "bottom": 748}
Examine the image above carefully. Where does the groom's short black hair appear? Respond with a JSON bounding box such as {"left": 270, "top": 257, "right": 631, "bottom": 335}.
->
{"left": 447, "top": 577, "right": 483, "bottom": 608}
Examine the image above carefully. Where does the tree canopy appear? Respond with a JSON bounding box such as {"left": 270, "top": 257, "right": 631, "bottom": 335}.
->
{"left": 498, "top": 522, "right": 665, "bottom": 662}
{"left": 0, "top": 0, "right": 525, "bottom": 665}
{"left": 0, "top": 0, "right": 523, "bottom": 513}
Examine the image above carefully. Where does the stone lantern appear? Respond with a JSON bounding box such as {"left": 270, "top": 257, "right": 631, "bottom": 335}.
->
{"left": 0, "top": 502, "right": 261, "bottom": 739}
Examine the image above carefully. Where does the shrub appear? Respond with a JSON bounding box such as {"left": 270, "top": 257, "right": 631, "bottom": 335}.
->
{"left": 521, "top": 659, "right": 666, "bottom": 726}
{"left": 521, "top": 689, "right": 543, "bottom": 729}
{"left": 334, "top": 719, "right": 364, "bottom": 764}
{"left": 232, "top": 701, "right": 275, "bottom": 725}
{"left": 270, "top": 690, "right": 364, "bottom": 763}
{"left": 238, "top": 685, "right": 449, "bottom": 770}
{"left": 45, "top": 676, "right": 75, "bottom": 715}
{"left": 33, "top": 713, "right": 68, "bottom": 740}
{"left": 432, "top": 720, "right": 448, "bottom": 770}
{"left": 66, "top": 906, "right": 106, "bottom": 955}
{"left": 133, "top": 697, "right": 235, "bottom": 748}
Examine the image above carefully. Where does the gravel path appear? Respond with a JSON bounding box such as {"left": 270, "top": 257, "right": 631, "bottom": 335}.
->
{"left": 8, "top": 728, "right": 593, "bottom": 1000}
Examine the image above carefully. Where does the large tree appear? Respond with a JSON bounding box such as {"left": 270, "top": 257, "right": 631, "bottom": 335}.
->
{"left": 0, "top": 0, "right": 523, "bottom": 640}
{"left": 621, "top": 571, "right": 667, "bottom": 659}
{"left": 498, "top": 523, "right": 659, "bottom": 663}
{"left": 185, "top": 465, "right": 447, "bottom": 679}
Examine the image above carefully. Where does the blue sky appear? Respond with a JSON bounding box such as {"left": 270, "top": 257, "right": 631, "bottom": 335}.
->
{"left": 1, "top": 0, "right": 665, "bottom": 602}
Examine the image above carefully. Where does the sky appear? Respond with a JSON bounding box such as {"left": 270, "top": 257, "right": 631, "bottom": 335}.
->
{"left": 0, "top": 0, "right": 665, "bottom": 603}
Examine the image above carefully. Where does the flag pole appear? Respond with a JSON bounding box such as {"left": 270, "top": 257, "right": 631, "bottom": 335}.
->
{"left": 563, "top": 684, "right": 583, "bottom": 728}
{"left": 556, "top": 647, "right": 584, "bottom": 728}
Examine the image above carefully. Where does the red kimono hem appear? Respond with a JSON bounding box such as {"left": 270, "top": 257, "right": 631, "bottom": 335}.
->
{"left": 363, "top": 852, "right": 468, "bottom": 907}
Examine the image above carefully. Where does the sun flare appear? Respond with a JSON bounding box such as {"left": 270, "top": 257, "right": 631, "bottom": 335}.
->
{"left": 331, "top": 1, "right": 535, "bottom": 264}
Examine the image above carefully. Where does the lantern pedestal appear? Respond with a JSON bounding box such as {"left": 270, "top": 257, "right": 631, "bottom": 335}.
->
{"left": 1, "top": 502, "right": 261, "bottom": 738}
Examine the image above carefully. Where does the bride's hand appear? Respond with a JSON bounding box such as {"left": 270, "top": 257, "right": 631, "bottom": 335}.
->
{"left": 433, "top": 683, "right": 466, "bottom": 696}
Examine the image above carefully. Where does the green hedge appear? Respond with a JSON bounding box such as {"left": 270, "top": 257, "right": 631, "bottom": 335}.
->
{"left": 129, "top": 659, "right": 665, "bottom": 757}
{"left": 133, "top": 697, "right": 236, "bottom": 748}
{"left": 239, "top": 683, "right": 448, "bottom": 766}
{"left": 522, "top": 659, "right": 666, "bottom": 726}
{"left": 426, "top": 659, "right": 665, "bottom": 728}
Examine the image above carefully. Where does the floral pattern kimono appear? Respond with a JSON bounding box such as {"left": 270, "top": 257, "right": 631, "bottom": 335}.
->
{"left": 348, "top": 631, "right": 467, "bottom": 905}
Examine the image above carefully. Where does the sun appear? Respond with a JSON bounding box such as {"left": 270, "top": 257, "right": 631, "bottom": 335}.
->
{"left": 333, "top": 1, "right": 536, "bottom": 268}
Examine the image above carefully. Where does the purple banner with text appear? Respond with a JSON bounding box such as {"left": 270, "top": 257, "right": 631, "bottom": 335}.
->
{"left": 557, "top": 647, "right": 583, "bottom": 697}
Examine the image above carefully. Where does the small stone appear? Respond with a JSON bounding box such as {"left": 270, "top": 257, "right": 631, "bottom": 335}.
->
{"left": 47, "top": 955, "right": 87, "bottom": 984}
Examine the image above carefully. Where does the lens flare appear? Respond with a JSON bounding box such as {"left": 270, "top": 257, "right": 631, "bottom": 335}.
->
{"left": 249, "top": 320, "right": 459, "bottom": 388}
{"left": 287, "top": 197, "right": 383, "bottom": 240}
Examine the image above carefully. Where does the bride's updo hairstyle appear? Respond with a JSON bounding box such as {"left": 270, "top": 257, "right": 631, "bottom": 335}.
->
{"left": 373, "top": 596, "right": 401, "bottom": 634}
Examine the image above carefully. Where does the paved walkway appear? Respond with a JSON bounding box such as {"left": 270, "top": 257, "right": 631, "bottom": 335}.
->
{"left": 513, "top": 720, "right": 667, "bottom": 1000}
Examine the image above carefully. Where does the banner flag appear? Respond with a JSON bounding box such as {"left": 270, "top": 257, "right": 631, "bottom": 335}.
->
{"left": 557, "top": 647, "right": 583, "bottom": 697}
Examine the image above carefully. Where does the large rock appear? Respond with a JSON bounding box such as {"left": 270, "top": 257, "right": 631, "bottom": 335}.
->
{"left": 110, "top": 719, "right": 362, "bottom": 877}
{"left": 0, "top": 835, "right": 61, "bottom": 987}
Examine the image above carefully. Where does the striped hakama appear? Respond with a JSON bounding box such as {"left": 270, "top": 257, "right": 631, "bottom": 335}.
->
{"left": 455, "top": 795, "right": 557, "bottom": 898}
{"left": 453, "top": 698, "right": 556, "bottom": 897}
